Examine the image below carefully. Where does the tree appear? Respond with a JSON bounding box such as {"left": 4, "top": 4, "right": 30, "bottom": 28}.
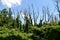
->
{"left": 1, "top": 8, "right": 8, "bottom": 25}
{"left": 28, "top": 6, "right": 33, "bottom": 25}
{"left": 1, "top": 8, "right": 8, "bottom": 17}
{"left": 46, "top": 6, "right": 51, "bottom": 22}
{"left": 39, "top": 19, "right": 43, "bottom": 27}
{"left": 23, "top": 9, "right": 29, "bottom": 32}
{"left": 55, "top": 0, "right": 60, "bottom": 20}
{"left": 16, "top": 11, "right": 21, "bottom": 28}
{"left": 32, "top": 4, "right": 39, "bottom": 26}
{"left": 8, "top": 8, "right": 12, "bottom": 18}
{"left": 42, "top": 7, "right": 47, "bottom": 23}
{"left": 0, "top": 11, "right": 3, "bottom": 26}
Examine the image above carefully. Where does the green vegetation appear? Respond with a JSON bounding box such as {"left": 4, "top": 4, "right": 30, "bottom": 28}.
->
{"left": 0, "top": 1, "right": 60, "bottom": 39}
{"left": 0, "top": 8, "right": 60, "bottom": 40}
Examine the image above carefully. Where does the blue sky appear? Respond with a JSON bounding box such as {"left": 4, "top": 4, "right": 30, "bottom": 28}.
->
{"left": 0, "top": 0, "right": 56, "bottom": 16}
{"left": 0, "top": 0, "right": 55, "bottom": 11}
{"left": 0, "top": 0, "right": 58, "bottom": 24}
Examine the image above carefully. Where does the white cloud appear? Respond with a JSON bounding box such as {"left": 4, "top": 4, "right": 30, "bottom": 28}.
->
{"left": 1, "top": 0, "right": 22, "bottom": 8}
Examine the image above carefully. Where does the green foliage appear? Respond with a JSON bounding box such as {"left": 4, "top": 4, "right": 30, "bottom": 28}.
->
{"left": 0, "top": 8, "right": 60, "bottom": 40}
{"left": 0, "top": 25, "right": 60, "bottom": 40}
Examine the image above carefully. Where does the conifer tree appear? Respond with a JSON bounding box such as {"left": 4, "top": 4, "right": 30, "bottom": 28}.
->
{"left": 9, "top": 8, "right": 12, "bottom": 18}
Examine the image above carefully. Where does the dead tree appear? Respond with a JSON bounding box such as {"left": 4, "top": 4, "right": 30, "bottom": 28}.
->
{"left": 42, "top": 7, "right": 47, "bottom": 23}
{"left": 28, "top": 6, "right": 33, "bottom": 25}
{"left": 32, "top": 4, "right": 39, "bottom": 26}
{"left": 46, "top": 6, "right": 51, "bottom": 22}
{"left": 55, "top": 0, "right": 60, "bottom": 20}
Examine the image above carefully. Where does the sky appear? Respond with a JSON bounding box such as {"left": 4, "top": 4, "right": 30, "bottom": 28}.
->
{"left": 0, "top": 0, "right": 58, "bottom": 24}
{"left": 0, "top": 0, "right": 55, "bottom": 10}
{"left": 0, "top": 0, "right": 56, "bottom": 13}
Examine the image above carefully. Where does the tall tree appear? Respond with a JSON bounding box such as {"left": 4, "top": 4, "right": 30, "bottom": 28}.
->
{"left": 16, "top": 11, "right": 21, "bottom": 28}
{"left": 1, "top": 8, "right": 8, "bottom": 17}
{"left": 42, "top": 7, "right": 46, "bottom": 23}
{"left": 46, "top": 6, "right": 51, "bottom": 22}
{"left": 1, "top": 9, "right": 8, "bottom": 25}
{"left": 23, "top": 10, "right": 29, "bottom": 32}
{"left": 32, "top": 4, "right": 39, "bottom": 26}
{"left": 55, "top": 0, "right": 60, "bottom": 20}
{"left": 28, "top": 6, "right": 33, "bottom": 25}
{"left": 8, "top": 8, "right": 12, "bottom": 18}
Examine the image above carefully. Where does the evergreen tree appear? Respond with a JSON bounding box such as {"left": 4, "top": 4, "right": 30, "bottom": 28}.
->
{"left": 0, "top": 9, "right": 8, "bottom": 26}
{"left": 8, "top": 8, "right": 12, "bottom": 18}
{"left": 16, "top": 12, "right": 21, "bottom": 29}
{"left": 1, "top": 8, "right": 8, "bottom": 17}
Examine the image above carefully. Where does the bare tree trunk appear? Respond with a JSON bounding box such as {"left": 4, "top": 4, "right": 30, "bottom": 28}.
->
{"left": 55, "top": 0, "right": 60, "bottom": 20}
{"left": 42, "top": 7, "right": 46, "bottom": 23}
{"left": 32, "top": 4, "right": 39, "bottom": 26}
